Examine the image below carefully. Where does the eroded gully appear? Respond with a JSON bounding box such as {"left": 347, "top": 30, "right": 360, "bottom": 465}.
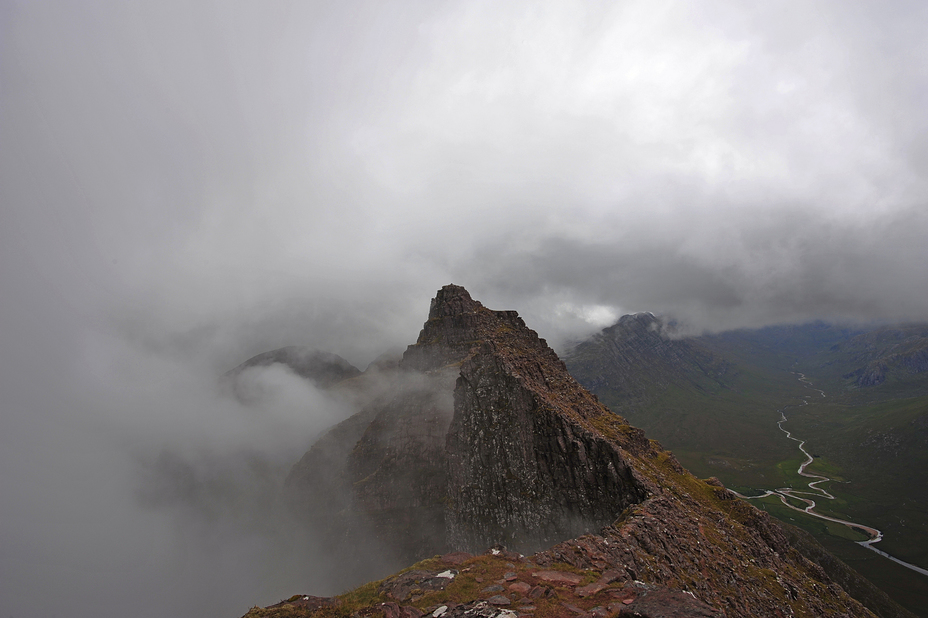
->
{"left": 734, "top": 372, "right": 928, "bottom": 577}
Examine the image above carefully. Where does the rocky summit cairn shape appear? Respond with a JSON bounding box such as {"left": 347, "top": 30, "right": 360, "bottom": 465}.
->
{"left": 279, "top": 285, "right": 885, "bottom": 618}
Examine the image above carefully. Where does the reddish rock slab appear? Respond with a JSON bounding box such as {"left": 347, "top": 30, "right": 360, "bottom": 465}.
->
{"left": 379, "top": 602, "right": 424, "bottom": 618}
{"left": 617, "top": 587, "right": 723, "bottom": 617}
{"left": 380, "top": 570, "right": 457, "bottom": 601}
{"left": 561, "top": 602, "right": 586, "bottom": 614}
{"left": 576, "top": 583, "right": 606, "bottom": 597}
{"left": 487, "top": 595, "right": 511, "bottom": 606}
{"left": 610, "top": 587, "right": 638, "bottom": 602}
{"left": 598, "top": 570, "right": 623, "bottom": 585}
{"left": 508, "top": 581, "right": 532, "bottom": 595}
{"left": 533, "top": 570, "right": 584, "bottom": 585}
{"left": 441, "top": 552, "right": 474, "bottom": 565}
{"left": 527, "top": 586, "right": 554, "bottom": 599}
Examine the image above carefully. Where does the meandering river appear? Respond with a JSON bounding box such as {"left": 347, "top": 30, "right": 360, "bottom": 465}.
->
{"left": 734, "top": 372, "right": 928, "bottom": 578}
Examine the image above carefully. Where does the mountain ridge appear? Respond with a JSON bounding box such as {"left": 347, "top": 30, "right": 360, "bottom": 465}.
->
{"left": 250, "top": 286, "right": 895, "bottom": 617}
{"left": 564, "top": 313, "right": 928, "bottom": 616}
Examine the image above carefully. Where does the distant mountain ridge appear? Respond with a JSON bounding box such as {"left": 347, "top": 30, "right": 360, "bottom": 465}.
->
{"left": 563, "top": 314, "right": 928, "bottom": 616}
{"left": 226, "top": 346, "right": 361, "bottom": 386}
{"left": 564, "top": 312, "right": 732, "bottom": 414}
{"left": 831, "top": 324, "right": 928, "bottom": 387}
{"left": 223, "top": 346, "right": 362, "bottom": 403}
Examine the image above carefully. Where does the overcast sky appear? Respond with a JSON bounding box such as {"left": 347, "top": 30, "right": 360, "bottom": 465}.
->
{"left": 2, "top": 1, "right": 928, "bottom": 616}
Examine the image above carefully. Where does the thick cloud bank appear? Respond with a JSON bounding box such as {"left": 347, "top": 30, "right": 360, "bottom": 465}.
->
{"left": 2, "top": 1, "right": 928, "bottom": 616}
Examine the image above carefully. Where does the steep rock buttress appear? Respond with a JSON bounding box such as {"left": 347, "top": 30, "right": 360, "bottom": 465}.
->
{"left": 281, "top": 285, "right": 880, "bottom": 618}
{"left": 286, "top": 285, "right": 650, "bottom": 566}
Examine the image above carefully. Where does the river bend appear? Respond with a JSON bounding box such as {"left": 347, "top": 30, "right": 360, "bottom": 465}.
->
{"left": 734, "top": 373, "right": 928, "bottom": 578}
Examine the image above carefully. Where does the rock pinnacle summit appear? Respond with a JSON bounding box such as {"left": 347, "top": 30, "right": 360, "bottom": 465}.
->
{"left": 277, "top": 286, "right": 886, "bottom": 617}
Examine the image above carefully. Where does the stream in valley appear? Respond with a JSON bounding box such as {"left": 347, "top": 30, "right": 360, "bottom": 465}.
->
{"left": 734, "top": 373, "right": 928, "bottom": 578}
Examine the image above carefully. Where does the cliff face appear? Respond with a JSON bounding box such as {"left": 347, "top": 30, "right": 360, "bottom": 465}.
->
{"left": 444, "top": 318, "right": 649, "bottom": 553}
{"left": 280, "top": 285, "right": 882, "bottom": 618}
{"left": 347, "top": 368, "right": 458, "bottom": 562}
{"left": 286, "top": 285, "right": 649, "bottom": 565}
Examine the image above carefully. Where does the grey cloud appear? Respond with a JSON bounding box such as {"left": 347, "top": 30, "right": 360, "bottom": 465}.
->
{"left": 2, "top": 1, "right": 928, "bottom": 616}
{"left": 456, "top": 205, "right": 928, "bottom": 341}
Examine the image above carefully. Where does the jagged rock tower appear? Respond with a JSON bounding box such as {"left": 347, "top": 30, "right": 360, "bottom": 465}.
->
{"left": 285, "top": 285, "right": 881, "bottom": 617}
{"left": 286, "top": 284, "right": 649, "bottom": 561}
{"left": 414, "top": 285, "right": 649, "bottom": 552}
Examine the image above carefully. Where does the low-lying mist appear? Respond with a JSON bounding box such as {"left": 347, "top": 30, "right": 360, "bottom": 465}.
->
{"left": 1, "top": 325, "right": 376, "bottom": 618}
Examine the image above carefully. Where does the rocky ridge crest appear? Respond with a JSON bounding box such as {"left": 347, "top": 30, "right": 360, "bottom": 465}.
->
{"left": 276, "top": 285, "right": 880, "bottom": 618}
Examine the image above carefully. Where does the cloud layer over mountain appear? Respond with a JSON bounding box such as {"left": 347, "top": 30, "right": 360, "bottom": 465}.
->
{"left": 2, "top": 2, "right": 927, "bottom": 616}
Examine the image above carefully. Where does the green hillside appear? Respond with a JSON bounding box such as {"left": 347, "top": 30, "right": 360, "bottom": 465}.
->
{"left": 564, "top": 319, "right": 928, "bottom": 616}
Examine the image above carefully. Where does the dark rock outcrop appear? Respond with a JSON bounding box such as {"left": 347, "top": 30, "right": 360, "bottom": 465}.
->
{"left": 439, "top": 289, "right": 650, "bottom": 553}
{"left": 286, "top": 285, "right": 649, "bottom": 571}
